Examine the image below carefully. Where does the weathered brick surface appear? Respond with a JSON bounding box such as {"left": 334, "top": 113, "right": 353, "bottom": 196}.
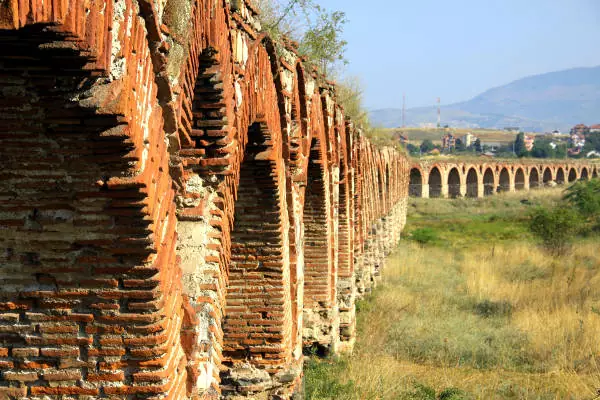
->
{"left": 410, "top": 160, "right": 599, "bottom": 198}
{"left": 0, "top": 0, "right": 410, "bottom": 398}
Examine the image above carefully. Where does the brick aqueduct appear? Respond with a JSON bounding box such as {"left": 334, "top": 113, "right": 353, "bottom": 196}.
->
{"left": 410, "top": 160, "right": 599, "bottom": 198}
{"left": 0, "top": 1, "right": 409, "bottom": 399}
{"left": 0, "top": 1, "right": 598, "bottom": 399}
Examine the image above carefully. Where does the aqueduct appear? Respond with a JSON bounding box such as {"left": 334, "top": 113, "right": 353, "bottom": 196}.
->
{"left": 0, "top": 1, "right": 598, "bottom": 399}
{"left": 0, "top": 1, "right": 408, "bottom": 398}
{"left": 409, "top": 160, "right": 599, "bottom": 199}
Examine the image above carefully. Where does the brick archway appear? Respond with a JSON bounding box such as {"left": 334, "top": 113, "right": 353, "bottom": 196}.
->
{"left": 409, "top": 168, "right": 423, "bottom": 197}
{"left": 429, "top": 167, "right": 443, "bottom": 198}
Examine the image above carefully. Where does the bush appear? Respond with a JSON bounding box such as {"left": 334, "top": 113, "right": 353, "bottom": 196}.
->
{"left": 473, "top": 300, "right": 513, "bottom": 318}
{"left": 528, "top": 206, "right": 582, "bottom": 255}
{"left": 439, "top": 388, "right": 472, "bottom": 400}
{"left": 410, "top": 228, "right": 438, "bottom": 246}
{"left": 564, "top": 179, "right": 600, "bottom": 232}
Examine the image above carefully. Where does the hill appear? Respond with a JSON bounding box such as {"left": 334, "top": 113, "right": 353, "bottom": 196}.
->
{"left": 371, "top": 66, "right": 600, "bottom": 132}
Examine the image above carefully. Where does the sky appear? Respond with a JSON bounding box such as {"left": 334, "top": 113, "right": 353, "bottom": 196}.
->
{"left": 320, "top": 0, "right": 600, "bottom": 110}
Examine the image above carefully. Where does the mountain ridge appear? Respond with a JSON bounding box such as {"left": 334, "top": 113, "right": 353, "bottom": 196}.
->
{"left": 370, "top": 66, "right": 600, "bottom": 132}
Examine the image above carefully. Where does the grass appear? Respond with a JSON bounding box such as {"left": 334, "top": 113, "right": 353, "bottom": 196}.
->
{"left": 388, "top": 127, "right": 529, "bottom": 146}
{"left": 305, "top": 188, "right": 600, "bottom": 399}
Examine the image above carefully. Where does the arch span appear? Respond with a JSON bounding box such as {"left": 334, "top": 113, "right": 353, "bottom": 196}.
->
{"left": 543, "top": 167, "right": 553, "bottom": 185}
{"left": 429, "top": 167, "right": 443, "bottom": 198}
{"left": 556, "top": 167, "right": 566, "bottom": 184}
{"left": 466, "top": 168, "right": 479, "bottom": 197}
{"left": 448, "top": 167, "right": 461, "bottom": 198}
{"left": 568, "top": 168, "right": 578, "bottom": 183}
{"left": 515, "top": 168, "right": 526, "bottom": 190}
{"left": 483, "top": 168, "right": 495, "bottom": 196}
{"left": 410, "top": 168, "right": 423, "bottom": 197}
{"left": 498, "top": 167, "right": 511, "bottom": 192}
{"left": 529, "top": 168, "right": 540, "bottom": 188}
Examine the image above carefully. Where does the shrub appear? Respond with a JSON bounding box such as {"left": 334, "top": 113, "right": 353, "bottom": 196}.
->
{"left": 410, "top": 228, "right": 438, "bottom": 246}
{"left": 473, "top": 299, "right": 513, "bottom": 318}
{"left": 528, "top": 206, "right": 582, "bottom": 255}
{"left": 564, "top": 179, "right": 600, "bottom": 217}
{"left": 439, "top": 388, "right": 471, "bottom": 400}
{"left": 564, "top": 179, "right": 600, "bottom": 232}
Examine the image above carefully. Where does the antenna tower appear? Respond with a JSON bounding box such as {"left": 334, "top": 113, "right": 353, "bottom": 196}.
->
{"left": 437, "top": 97, "right": 441, "bottom": 128}
{"left": 402, "top": 93, "right": 406, "bottom": 129}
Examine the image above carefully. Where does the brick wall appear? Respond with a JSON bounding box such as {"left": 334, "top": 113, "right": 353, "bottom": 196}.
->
{"left": 0, "top": 0, "right": 410, "bottom": 398}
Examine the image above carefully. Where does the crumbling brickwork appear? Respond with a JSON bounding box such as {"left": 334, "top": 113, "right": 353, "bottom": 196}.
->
{"left": 0, "top": 0, "right": 409, "bottom": 398}
{"left": 410, "top": 160, "right": 599, "bottom": 199}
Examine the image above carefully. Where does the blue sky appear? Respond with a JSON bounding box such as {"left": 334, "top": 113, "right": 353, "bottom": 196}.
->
{"left": 321, "top": 0, "right": 600, "bottom": 110}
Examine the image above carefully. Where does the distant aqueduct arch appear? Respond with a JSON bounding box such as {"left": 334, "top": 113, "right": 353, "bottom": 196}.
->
{"left": 409, "top": 160, "right": 599, "bottom": 198}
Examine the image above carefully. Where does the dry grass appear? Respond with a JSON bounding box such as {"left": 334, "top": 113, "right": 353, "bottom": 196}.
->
{"left": 306, "top": 188, "right": 600, "bottom": 399}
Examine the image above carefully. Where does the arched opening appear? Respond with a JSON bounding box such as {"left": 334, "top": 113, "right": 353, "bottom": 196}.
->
{"left": 448, "top": 168, "right": 461, "bottom": 198}
{"left": 529, "top": 168, "right": 540, "bottom": 188}
{"left": 466, "top": 168, "right": 478, "bottom": 198}
{"left": 429, "top": 167, "right": 442, "bottom": 198}
{"left": 483, "top": 168, "right": 495, "bottom": 196}
{"left": 568, "top": 168, "right": 577, "bottom": 183}
{"left": 498, "top": 168, "right": 510, "bottom": 192}
{"left": 580, "top": 168, "right": 589, "bottom": 181}
{"left": 225, "top": 122, "right": 291, "bottom": 369}
{"left": 303, "top": 135, "right": 333, "bottom": 349}
{"left": 556, "top": 168, "right": 565, "bottom": 184}
{"left": 514, "top": 168, "right": 525, "bottom": 190}
{"left": 543, "top": 167, "right": 553, "bottom": 185}
{"left": 409, "top": 168, "right": 423, "bottom": 197}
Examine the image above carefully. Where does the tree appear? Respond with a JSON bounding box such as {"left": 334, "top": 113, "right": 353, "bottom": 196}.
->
{"left": 406, "top": 143, "right": 420, "bottom": 155}
{"left": 420, "top": 139, "right": 435, "bottom": 154}
{"left": 564, "top": 179, "right": 600, "bottom": 231}
{"left": 255, "top": 0, "right": 348, "bottom": 75}
{"left": 528, "top": 206, "right": 582, "bottom": 255}
{"left": 298, "top": 8, "right": 348, "bottom": 75}
{"left": 455, "top": 138, "right": 466, "bottom": 152}
{"left": 514, "top": 132, "right": 526, "bottom": 157}
{"left": 473, "top": 138, "right": 482, "bottom": 153}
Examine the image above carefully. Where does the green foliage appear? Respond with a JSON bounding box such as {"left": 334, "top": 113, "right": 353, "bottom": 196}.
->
{"left": 335, "top": 76, "right": 369, "bottom": 128}
{"left": 531, "top": 138, "right": 567, "bottom": 159}
{"left": 513, "top": 132, "right": 526, "bottom": 157}
{"left": 410, "top": 227, "right": 438, "bottom": 245}
{"left": 528, "top": 206, "right": 582, "bottom": 255}
{"left": 473, "top": 138, "right": 482, "bottom": 152}
{"left": 298, "top": 8, "right": 347, "bottom": 75}
{"left": 439, "top": 388, "right": 471, "bottom": 400}
{"left": 407, "top": 384, "right": 436, "bottom": 400}
{"left": 564, "top": 179, "right": 600, "bottom": 218}
{"left": 420, "top": 139, "right": 436, "bottom": 153}
{"left": 473, "top": 300, "right": 513, "bottom": 318}
{"left": 304, "top": 357, "right": 355, "bottom": 399}
{"left": 255, "top": 0, "right": 347, "bottom": 75}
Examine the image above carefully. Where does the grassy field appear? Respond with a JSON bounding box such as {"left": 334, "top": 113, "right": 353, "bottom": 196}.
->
{"left": 387, "top": 127, "right": 529, "bottom": 146}
{"left": 305, "top": 188, "right": 600, "bottom": 399}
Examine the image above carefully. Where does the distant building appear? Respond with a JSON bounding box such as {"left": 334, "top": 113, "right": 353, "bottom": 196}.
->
{"left": 570, "top": 124, "right": 589, "bottom": 135}
{"left": 551, "top": 129, "right": 562, "bottom": 135}
{"left": 570, "top": 133, "right": 586, "bottom": 149}
{"left": 504, "top": 127, "right": 520, "bottom": 132}
{"left": 461, "top": 132, "right": 476, "bottom": 147}
{"left": 524, "top": 135, "right": 535, "bottom": 152}
{"left": 441, "top": 133, "right": 456, "bottom": 151}
{"left": 590, "top": 124, "right": 600, "bottom": 133}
